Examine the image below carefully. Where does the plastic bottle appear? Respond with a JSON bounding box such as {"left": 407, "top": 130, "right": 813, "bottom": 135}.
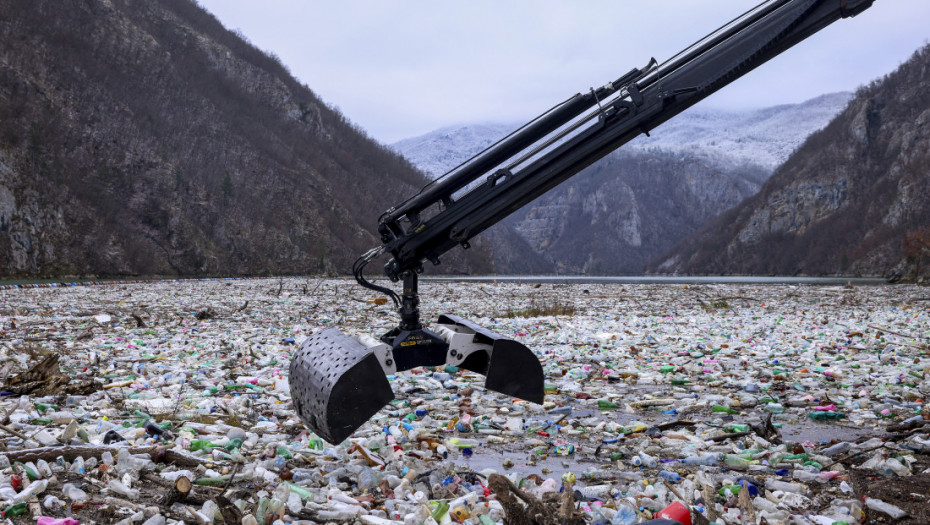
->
{"left": 808, "top": 411, "right": 845, "bottom": 420}
{"left": 3, "top": 502, "right": 27, "bottom": 517}
{"left": 641, "top": 451, "right": 658, "bottom": 468}
{"left": 36, "top": 459, "right": 53, "bottom": 478}
{"left": 451, "top": 506, "right": 470, "bottom": 522}
{"left": 792, "top": 470, "right": 819, "bottom": 483}
{"left": 762, "top": 403, "right": 785, "bottom": 413}
{"left": 717, "top": 484, "right": 742, "bottom": 496}
{"left": 283, "top": 482, "right": 314, "bottom": 502}
{"left": 764, "top": 478, "right": 806, "bottom": 494}
{"left": 883, "top": 458, "right": 910, "bottom": 476}
{"left": 723, "top": 454, "right": 757, "bottom": 467}
{"left": 13, "top": 478, "right": 48, "bottom": 502}
{"left": 190, "top": 439, "right": 218, "bottom": 451}
{"left": 681, "top": 454, "right": 719, "bottom": 466}
{"left": 61, "top": 483, "right": 89, "bottom": 503}
{"left": 575, "top": 484, "right": 612, "bottom": 499}
{"left": 107, "top": 479, "right": 140, "bottom": 498}
{"left": 611, "top": 504, "right": 638, "bottom": 525}
{"left": 658, "top": 470, "right": 681, "bottom": 483}
{"left": 712, "top": 404, "right": 738, "bottom": 414}
{"left": 864, "top": 498, "right": 907, "bottom": 519}
{"left": 359, "top": 468, "right": 379, "bottom": 491}
{"left": 822, "top": 442, "right": 852, "bottom": 456}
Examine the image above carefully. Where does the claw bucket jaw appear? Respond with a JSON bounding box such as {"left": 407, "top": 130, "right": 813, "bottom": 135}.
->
{"left": 437, "top": 314, "right": 544, "bottom": 404}
{"left": 290, "top": 316, "right": 545, "bottom": 443}
{"left": 289, "top": 329, "right": 394, "bottom": 444}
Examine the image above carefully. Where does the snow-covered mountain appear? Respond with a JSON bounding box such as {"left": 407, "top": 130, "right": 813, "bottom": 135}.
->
{"left": 628, "top": 92, "right": 854, "bottom": 171}
{"left": 391, "top": 92, "right": 852, "bottom": 177}
{"left": 390, "top": 93, "right": 854, "bottom": 274}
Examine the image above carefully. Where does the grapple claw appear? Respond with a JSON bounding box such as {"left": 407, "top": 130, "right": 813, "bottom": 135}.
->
{"left": 290, "top": 315, "right": 545, "bottom": 443}
{"left": 289, "top": 328, "right": 394, "bottom": 444}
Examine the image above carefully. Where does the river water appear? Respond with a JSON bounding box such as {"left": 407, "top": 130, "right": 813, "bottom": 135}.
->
{"left": 425, "top": 275, "right": 887, "bottom": 286}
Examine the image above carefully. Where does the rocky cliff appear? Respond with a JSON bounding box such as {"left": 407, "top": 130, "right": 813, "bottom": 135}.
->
{"left": 506, "top": 150, "right": 766, "bottom": 274}
{"left": 0, "top": 0, "right": 494, "bottom": 278}
{"left": 651, "top": 45, "right": 930, "bottom": 278}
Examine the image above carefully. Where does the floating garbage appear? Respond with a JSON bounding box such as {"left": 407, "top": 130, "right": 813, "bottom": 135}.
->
{"left": 0, "top": 278, "right": 927, "bottom": 523}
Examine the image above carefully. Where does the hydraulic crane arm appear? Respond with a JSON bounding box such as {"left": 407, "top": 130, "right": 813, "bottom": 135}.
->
{"left": 290, "top": 0, "right": 875, "bottom": 444}
{"left": 376, "top": 0, "right": 873, "bottom": 281}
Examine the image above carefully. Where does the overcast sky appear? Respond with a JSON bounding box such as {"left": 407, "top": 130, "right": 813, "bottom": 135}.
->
{"left": 197, "top": 1, "right": 930, "bottom": 144}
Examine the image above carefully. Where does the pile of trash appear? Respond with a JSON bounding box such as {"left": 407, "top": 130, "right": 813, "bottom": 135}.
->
{"left": 0, "top": 277, "right": 928, "bottom": 524}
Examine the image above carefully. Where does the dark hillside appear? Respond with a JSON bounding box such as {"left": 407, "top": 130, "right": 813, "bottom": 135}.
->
{"left": 651, "top": 44, "right": 930, "bottom": 279}
{"left": 0, "top": 0, "right": 494, "bottom": 277}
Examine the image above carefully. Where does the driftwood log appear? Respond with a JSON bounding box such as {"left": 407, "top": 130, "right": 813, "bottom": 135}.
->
{"left": 1, "top": 444, "right": 205, "bottom": 468}
{"left": 2, "top": 354, "right": 100, "bottom": 396}
{"left": 162, "top": 475, "right": 193, "bottom": 506}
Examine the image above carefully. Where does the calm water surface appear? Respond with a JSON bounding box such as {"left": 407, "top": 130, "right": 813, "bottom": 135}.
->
{"left": 425, "top": 275, "right": 886, "bottom": 285}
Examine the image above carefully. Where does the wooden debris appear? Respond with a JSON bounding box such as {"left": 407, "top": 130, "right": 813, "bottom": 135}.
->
{"left": 216, "top": 494, "right": 244, "bottom": 524}
{"left": 3, "top": 444, "right": 207, "bottom": 468}
{"left": 707, "top": 431, "right": 751, "bottom": 442}
{"left": 738, "top": 484, "right": 757, "bottom": 523}
{"left": 2, "top": 354, "right": 100, "bottom": 396}
{"left": 487, "top": 473, "right": 585, "bottom": 525}
{"left": 162, "top": 475, "right": 193, "bottom": 507}
{"left": 702, "top": 483, "right": 718, "bottom": 523}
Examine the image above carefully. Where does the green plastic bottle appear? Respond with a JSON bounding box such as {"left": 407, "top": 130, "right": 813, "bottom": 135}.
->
{"left": 3, "top": 502, "right": 27, "bottom": 517}
{"left": 716, "top": 484, "right": 742, "bottom": 496}
{"left": 712, "top": 404, "right": 738, "bottom": 414}
{"left": 597, "top": 400, "right": 619, "bottom": 409}
{"left": 190, "top": 439, "right": 218, "bottom": 451}
{"left": 808, "top": 411, "right": 846, "bottom": 421}
{"left": 430, "top": 500, "right": 450, "bottom": 521}
{"left": 723, "top": 454, "right": 758, "bottom": 467}
{"left": 284, "top": 482, "right": 314, "bottom": 501}
{"left": 193, "top": 476, "right": 230, "bottom": 486}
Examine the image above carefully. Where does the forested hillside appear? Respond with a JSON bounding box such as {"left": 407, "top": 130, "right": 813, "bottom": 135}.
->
{"left": 0, "top": 0, "right": 494, "bottom": 278}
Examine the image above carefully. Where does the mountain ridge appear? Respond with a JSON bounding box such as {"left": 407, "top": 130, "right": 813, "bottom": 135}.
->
{"left": 650, "top": 44, "right": 930, "bottom": 279}
{"left": 392, "top": 93, "right": 853, "bottom": 274}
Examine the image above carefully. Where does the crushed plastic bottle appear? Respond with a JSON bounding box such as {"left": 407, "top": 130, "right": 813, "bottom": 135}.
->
{"left": 864, "top": 497, "right": 908, "bottom": 519}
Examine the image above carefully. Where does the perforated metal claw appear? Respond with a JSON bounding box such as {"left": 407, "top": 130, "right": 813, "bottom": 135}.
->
{"left": 289, "top": 328, "right": 394, "bottom": 444}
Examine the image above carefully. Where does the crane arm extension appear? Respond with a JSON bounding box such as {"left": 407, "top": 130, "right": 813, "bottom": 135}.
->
{"left": 376, "top": 0, "right": 873, "bottom": 281}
